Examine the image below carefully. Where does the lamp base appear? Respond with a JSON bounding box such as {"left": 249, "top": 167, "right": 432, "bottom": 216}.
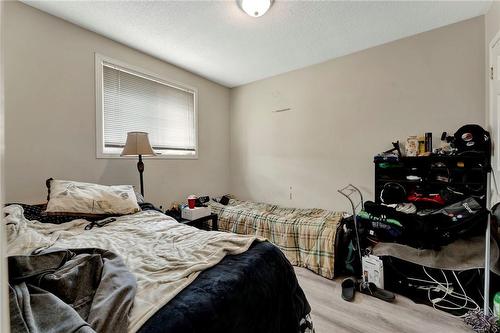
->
{"left": 137, "top": 154, "right": 144, "bottom": 196}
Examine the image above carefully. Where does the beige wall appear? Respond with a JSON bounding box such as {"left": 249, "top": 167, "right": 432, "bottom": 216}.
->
{"left": 4, "top": 2, "right": 488, "bottom": 212}
{"left": 486, "top": 2, "right": 500, "bottom": 51}
{"left": 229, "top": 16, "right": 486, "bottom": 211}
{"left": 4, "top": 2, "right": 231, "bottom": 207}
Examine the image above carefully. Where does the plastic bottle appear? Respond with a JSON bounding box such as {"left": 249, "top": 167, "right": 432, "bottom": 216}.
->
{"left": 493, "top": 292, "right": 500, "bottom": 317}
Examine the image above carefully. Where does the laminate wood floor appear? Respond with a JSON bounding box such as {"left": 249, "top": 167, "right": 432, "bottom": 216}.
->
{"left": 294, "top": 267, "right": 472, "bottom": 333}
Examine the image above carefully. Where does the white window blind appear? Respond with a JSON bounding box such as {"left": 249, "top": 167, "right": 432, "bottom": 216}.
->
{"left": 102, "top": 62, "right": 196, "bottom": 156}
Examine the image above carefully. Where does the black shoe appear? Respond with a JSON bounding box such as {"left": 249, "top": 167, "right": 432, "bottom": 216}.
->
{"left": 341, "top": 277, "right": 356, "bottom": 302}
{"left": 358, "top": 282, "right": 395, "bottom": 303}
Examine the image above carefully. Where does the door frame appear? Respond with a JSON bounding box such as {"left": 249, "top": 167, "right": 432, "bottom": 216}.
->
{"left": 0, "top": 1, "right": 8, "bottom": 331}
{"left": 485, "top": 27, "right": 500, "bottom": 315}
{"left": 489, "top": 28, "right": 500, "bottom": 172}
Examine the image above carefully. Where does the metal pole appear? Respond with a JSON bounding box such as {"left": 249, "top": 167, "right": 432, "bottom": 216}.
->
{"left": 338, "top": 185, "right": 364, "bottom": 278}
{"left": 484, "top": 172, "right": 491, "bottom": 315}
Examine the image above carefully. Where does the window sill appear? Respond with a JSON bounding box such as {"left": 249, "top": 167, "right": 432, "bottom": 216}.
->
{"left": 96, "top": 153, "right": 198, "bottom": 160}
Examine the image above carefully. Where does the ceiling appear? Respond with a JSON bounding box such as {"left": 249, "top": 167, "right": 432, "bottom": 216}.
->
{"left": 23, "top": 1, "right": 492, "bottom": 88}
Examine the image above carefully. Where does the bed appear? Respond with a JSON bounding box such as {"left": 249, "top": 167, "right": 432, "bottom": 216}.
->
{"left": 5, "top": 202, "right": 314, "bottom": 333}
{"left": 209, "top": 198, "right": 344, "bottom": 279}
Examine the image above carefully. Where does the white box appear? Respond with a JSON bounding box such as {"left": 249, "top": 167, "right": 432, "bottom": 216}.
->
{"left": 181, "top": 206, "right": 211, "bottom": 220}
{"left": 362, "top": 255, "right": 384, "bottom": 289}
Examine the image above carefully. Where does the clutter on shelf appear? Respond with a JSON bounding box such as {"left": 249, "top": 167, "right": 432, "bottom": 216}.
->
{"left": 375, "top": 124, "right": 491, "bottom": 161}
{"left": 338, "top": 124, "right": 500, "bottom": 329}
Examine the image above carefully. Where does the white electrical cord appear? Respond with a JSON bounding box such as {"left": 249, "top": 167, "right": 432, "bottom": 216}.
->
{"left": 421, "top": 267, "right": 481, "bottom": 316}
{"left": 407, "top": 276, "right": 451, "bottom": 286}
{"left": 423, "top": 266, "right": 451, "bottom": 304}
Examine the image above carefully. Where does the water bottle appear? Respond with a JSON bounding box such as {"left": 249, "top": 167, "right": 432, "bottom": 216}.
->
{"left": 493, "top": 292, "right": 500, "bottom": 317}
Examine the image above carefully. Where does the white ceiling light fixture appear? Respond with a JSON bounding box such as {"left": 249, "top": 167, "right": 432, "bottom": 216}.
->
{"left": 237, "top": 0, "right": 273, "bottom": 18}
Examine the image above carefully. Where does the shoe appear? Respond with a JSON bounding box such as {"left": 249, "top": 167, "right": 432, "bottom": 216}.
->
{"left": 341, "top": 277, "right": 356, "bottom": 302}
{"left": 358, "top": 282, "right": 395, "bottom": 303}
{"left": 395, "top": 203, "right": 417, "bottom": 214}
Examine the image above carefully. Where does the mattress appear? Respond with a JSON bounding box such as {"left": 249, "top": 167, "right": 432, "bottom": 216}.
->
{"left": 209, "top": 198, "right": 344, "bottom": 279}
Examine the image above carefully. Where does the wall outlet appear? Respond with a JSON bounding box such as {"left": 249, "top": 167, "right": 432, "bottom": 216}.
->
{"left": 289, "top": 186, "right": 293, "bottom": 200}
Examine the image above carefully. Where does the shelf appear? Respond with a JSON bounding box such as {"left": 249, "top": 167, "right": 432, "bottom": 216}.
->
{"left": 375, "top": 179, "right": 484, "bottom": 186}
{"left": 374, "top": 154, "right": 489, "bottom": 164}
{"left": 374, "top": 149, "right": 491, "bottom": 314}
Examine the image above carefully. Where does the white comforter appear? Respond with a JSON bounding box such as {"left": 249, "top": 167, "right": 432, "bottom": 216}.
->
{"left": 5, "top": 205, "right": 258, "bottom": 332}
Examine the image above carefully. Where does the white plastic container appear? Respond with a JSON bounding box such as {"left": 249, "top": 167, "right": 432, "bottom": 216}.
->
{"left": 181, "top": 206, "right": 211, "bottom": 220}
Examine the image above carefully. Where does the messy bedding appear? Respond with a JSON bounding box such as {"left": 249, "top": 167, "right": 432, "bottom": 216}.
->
{"left": 209, "top": 198, "right": 344, "bottom": 279}
{"left": 9, "top": 247, "right": 136, "bottom": 333}
{"left": 5, "top": 203, "right": 314, "bottom": 333}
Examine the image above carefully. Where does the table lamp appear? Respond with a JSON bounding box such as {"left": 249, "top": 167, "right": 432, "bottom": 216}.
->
{"left": 121, "top": 131, "right": 156, "bottom": 196}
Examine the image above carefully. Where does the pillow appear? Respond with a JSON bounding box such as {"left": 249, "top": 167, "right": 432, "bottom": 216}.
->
{"left": 45, "top": 179, "right": 141, "bottom": 216}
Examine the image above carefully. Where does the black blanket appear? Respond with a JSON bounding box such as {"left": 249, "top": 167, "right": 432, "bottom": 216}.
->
{"left": 138, "top": 241, "right": 312, "bottom": 333}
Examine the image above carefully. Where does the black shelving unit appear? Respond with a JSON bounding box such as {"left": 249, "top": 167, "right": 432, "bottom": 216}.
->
{"left": 374, "top": 154, "right": 490, "bottom": 208}
{"left": 374, "top": 152, "right": 494, "bottom": 314}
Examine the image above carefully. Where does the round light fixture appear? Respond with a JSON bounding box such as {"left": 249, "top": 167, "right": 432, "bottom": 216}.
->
{"left": 237, "top": 0, "right": 273, "bottom": 18}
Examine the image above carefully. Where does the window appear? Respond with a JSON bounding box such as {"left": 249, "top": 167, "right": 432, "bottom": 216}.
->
{"left": 95, "top": 54, "right": 198, "bottom": 158}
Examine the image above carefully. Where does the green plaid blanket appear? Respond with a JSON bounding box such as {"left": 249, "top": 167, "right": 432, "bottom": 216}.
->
{"left": 209, "top": 199, "right": 343, "bottom": 279}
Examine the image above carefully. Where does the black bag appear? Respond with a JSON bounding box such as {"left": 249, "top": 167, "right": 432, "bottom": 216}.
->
{"left": 418, "top": 197, "right": 487, "bottom": 247}
{"left": 334, "top": 216, "right": 362, "bottom": 276}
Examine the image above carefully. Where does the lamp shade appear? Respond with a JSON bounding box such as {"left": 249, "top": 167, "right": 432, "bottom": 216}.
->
{"left": 121, "top": 132, "right": 156, "bottom": 156}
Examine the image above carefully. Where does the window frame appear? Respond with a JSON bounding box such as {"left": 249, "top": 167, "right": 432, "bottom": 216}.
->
{"left": 95, "top": 53, "right": 199, "bottom": 159}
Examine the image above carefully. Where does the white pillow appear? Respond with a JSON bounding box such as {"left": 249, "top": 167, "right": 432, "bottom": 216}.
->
{"left": 45, "top": 179, "right": 141, "bottom": 216}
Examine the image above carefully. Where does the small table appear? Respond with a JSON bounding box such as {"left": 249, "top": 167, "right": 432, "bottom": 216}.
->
{"left": 177, "top": 213, "right": 218, "bottom": 231}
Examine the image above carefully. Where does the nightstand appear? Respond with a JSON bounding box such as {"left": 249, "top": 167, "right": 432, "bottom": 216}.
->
{"left": 177, "top": 213, "right": 218, "bottom": 231}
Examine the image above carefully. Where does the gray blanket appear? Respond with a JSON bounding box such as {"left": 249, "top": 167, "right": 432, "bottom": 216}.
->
{"left": 372, "top": 236, "right": 500, "bottom": 275}
{"left": 9, "top": 248, "right": 136, "bottom": 333}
